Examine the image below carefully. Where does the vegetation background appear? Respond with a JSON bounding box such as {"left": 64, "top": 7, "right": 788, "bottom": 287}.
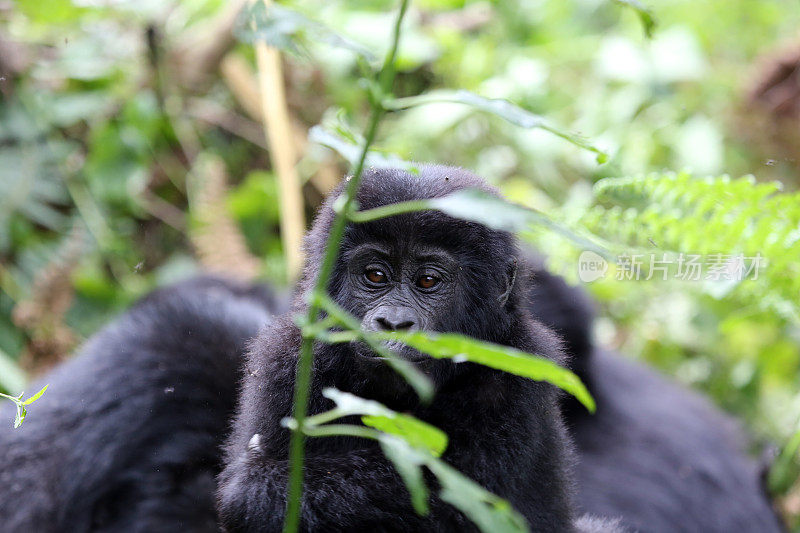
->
{"left": 2, "top": 0, "right": 800, "bottom": 526}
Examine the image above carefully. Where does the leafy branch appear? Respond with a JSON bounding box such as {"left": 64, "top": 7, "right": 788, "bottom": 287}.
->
{"left": 0, "top": 385, "right": 48, "bottom": 428}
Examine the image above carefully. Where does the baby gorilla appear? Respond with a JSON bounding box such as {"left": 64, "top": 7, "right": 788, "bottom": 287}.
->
{"left": 217, "top": 166, "right": 618, "bottom": 532}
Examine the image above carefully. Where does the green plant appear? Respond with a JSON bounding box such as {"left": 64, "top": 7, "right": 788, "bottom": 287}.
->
{"left": 581, "top": 172, "right": 800, "bottom": 319}
{"left": 0, "top": 385, "right": 49, "bottom": 428}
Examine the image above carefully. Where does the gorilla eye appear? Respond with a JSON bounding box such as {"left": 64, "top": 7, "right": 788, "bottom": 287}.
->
{"left": 416, "top": 275, "right": 440, "bottom": 290}
{"left": 365, "top": 269, "right": 388, "bottom": 284}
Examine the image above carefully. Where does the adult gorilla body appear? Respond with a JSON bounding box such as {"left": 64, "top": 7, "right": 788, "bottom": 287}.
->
{"left": 0, "top": 277, "right": 280, "bottom": 532}
{"left": 216, "top": 166, "right": 595, "bottom": 532}
{"left": 526, "top": 257, "right": 783, "bottom": 532}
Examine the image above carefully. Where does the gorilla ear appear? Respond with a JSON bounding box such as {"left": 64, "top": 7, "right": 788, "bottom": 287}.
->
{"left": 498, "top": 258, "right": 518, "bottom": 307}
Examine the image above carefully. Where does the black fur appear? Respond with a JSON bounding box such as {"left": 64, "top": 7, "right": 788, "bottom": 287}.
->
{"left": 524, "top": 260, "right": 783, "bottom": 532}
{"left": 217, "top": 166, "right": 593, "bottom": 532}
{"left": 0, "top": 276, "right": 277, "bottom": 532}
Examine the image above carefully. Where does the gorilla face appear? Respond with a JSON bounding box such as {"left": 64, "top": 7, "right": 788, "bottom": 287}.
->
{"left": 342, "top": 240, "right": 460, "bottom": 361}
{"left": 328, "top": 224, "right": 519, "bottom": 387}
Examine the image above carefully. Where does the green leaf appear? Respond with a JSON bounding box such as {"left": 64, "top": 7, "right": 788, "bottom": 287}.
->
{"left": 381, "top": 331, "right": 595, "bottom": 413}
{"left": 612, "top": 0, "right": 656, "bottom": 38}
{"left": 428, "top": 459, "right": 529, "bottom": 533}
{"left": 364, "top": 415, "right": 447, "bottom": 457}
{"left": 235, "top": 3, "right": 376, "bottom": 61}
{"left": 23, "top": 384, "right": 49, "bottom": 405}
{"left": 384, "top": 90, "right": 607, "bottom": 162}
{"left": 430, "top": 189, "right": 533, "bottom": 233}
{"left": 14, "top": 404, "right": 25, "bottom": 429}
{"left": 322, "top": 388, "right": 396, "bottom": 417}
{"left": 433, "top": 189, "right": 610, "bottom": 258}
{"left": 378, "top": 435, "right": 431, "bottom": 515}
{"left": 322, "top": 389, "right": 448, "bottom": 456}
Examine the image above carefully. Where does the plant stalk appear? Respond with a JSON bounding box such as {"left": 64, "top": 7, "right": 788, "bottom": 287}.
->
{"left": 282, "top": 1, "right": 410, "bottom": 531}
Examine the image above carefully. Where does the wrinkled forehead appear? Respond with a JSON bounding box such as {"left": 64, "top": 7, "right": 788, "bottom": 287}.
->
{"left": 342, "top": 240, "right": 459, "bottom": 272}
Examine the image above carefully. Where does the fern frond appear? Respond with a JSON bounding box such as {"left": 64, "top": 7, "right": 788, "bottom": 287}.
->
{"left": 12, "top": 223, "right": 90, "bottom": 375}
{"left": 582, "top": 171, "right": 800, "bottom": 318}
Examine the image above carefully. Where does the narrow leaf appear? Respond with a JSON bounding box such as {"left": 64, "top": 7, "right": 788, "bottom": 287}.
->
{"left": 322, "top": 388, "right": 395, "bottom": 418}
{"left": 428, "top": 459, "right": 529, "bottom": 533}
{"left": 308, "top": 126, "right": 417, "bottom": 172}
{"left": 22, "top": 384, "right": 49, "bottom": 405}
{"left": 364, "top": 414, "right": 447, "bottom": 457}
{"left": 433, "top": 189, "right": 611, "bottom": 258}
{"left": 384, "top": 90, "right": 607, "bottom": 161}
{"left": 350, "top": 189, "right": 611, "bottom": 259}
{"left": 382, "top": 331, "right": 595, "bottom": 412}
{"left": 14, "top": 405, "right": 25, "bottom": 428}
{"left": 379, "top": 435, "right": 431, "bottom": 515}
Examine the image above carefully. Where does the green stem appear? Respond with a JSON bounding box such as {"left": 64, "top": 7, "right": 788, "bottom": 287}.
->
{"left": 0, "top": 392, "right": 22, "bottom": 403}
{"left": 303, "top": 424, "right": 382, "bottom": 441}
{"left": 382, "top": 93, "right": 457, "bottom": 111}
{"left": 302, "top": 408, "right": 346, "bottom": 428}
{"left": 282, "top": 2, "right": 410, "bottom": 532}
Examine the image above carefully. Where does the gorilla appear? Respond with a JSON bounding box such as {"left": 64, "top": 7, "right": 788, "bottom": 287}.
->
{"left": 0, "top": 276, "right": 281, "bottom": 532}
{"left": 216, "top": 165, "right": 624, "bottom": 532}
{"left": 525, "top": 257, "right": 783, "bottom": 532}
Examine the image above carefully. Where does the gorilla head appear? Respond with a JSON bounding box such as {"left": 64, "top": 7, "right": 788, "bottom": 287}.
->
{"left": 294, "top": 165, "right": 534, "bottom": 392}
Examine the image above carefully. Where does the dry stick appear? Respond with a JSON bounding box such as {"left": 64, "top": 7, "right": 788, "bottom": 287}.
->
{"left": 221, "top": 53, "right": 264, "bottom": 120}
{"left": 252, "top": 3, "right": 306, "bottom": 281}
{"left": 221, "top": 52, "right": 341, "bottom": 195}
{"left": 282, "top": 1, "right": 411, "bottom": 531}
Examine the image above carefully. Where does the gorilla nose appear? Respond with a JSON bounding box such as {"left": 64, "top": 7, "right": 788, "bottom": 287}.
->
{"left": 373, "top": 309, "right": 417, "bottom": 332}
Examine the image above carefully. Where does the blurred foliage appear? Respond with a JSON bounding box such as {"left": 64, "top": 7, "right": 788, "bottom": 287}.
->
{"left": 2, "top": 0, "right": 800, "bottom": 525}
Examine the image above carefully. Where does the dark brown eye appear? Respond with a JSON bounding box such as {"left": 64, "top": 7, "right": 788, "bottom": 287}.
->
{"left": 416, "top": 275, "right": 439, "bottom": 289}
{"left": 365, "top": 269, "right": 387, "bottom": 284}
